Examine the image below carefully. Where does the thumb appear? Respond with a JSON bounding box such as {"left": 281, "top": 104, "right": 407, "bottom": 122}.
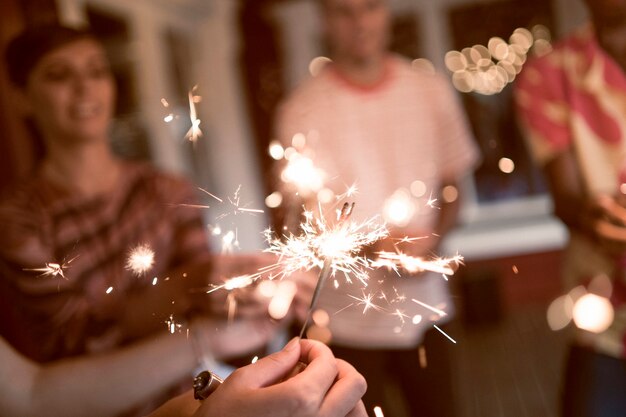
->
{"left": 235, "top": 337, "right": 301, "bottom": 388}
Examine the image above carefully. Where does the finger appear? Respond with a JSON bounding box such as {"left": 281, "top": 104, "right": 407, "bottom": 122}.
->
{"left": 232, "top": 337, "right": 301, "bottom": 388}
{"left": 319, "top": 359, "right": 367, "bottom": 417}
{"left": 595, "top": 219, "right": 626, "bottom": 243}
{"left": 597, "top": 196, "right": 626, "bottom": 225}
{"left": 291, "top": 339, "right": 338, "bottom": 398}
{"left": 346, "top": 401, "right": 368, "bottom": 417}
{"left": 254, "top": 340, "right": 338, "bottom": 415}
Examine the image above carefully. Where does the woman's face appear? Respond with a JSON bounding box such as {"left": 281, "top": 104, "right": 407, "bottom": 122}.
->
{"left": 23, "top": 38, "right": 115, "bottom": 146}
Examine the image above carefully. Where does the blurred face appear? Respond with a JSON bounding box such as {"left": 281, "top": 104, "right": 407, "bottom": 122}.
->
{"left": 322, "top": 0, "right": 390, "bottom": 63}
{"left": 584, "top": 0, "right": 626, "bottom": 27}
{"left": 23, "top": 38, "right": 115, "bottom": 145}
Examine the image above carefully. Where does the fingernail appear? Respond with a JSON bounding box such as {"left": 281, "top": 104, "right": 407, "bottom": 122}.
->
{"left": 285, "top": 337, "right": 299, "bottom": 351}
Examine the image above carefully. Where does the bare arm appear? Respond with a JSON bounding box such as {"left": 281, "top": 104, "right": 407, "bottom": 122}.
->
{"left": 0, "top": 334, "right": 196, "bottom": 417}
{"left": 0, "top": 315, "right": 278, "bottom": 417}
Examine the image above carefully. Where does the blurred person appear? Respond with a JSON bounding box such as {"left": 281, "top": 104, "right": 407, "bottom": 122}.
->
{"left": 515, "top": 1, "right": 626, "bottom": 415}
{"left": 1, "top": 336, "right": 367, "bottom": 417}
{"left": 274, "top": 0, "right": 479, "bottom": 415}
{"left": 0, "top": 23, "right": 277, "bottom": 415}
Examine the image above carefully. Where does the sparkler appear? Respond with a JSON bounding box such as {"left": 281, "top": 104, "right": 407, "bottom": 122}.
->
{"left": 161, "top": 86, "right": 203, "bottom": 143}
{"left": 165, "top": 314, "right": 183, "bottom": 334}
{"left": 185, "top": 87, "right": 202, "bottom": 143}
{"left": 126, "top": 244, "right": 155, "bottom": 276}
{"left": 24, "top": 255, "right": 78, "bottom": 279}
{"left": 205, "top": 199, "right": 462, "bottom": 339}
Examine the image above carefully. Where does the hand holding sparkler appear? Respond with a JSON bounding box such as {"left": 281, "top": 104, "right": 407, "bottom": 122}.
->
{"left": 188, "top": 338, "right": 367, "bottom": 417}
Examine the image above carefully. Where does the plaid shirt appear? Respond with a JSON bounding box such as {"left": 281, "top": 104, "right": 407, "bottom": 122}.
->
{"left": 0, "top": 162, "right": 209, "bottom": 362}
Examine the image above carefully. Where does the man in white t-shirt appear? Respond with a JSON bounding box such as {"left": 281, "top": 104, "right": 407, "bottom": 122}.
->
{"left": 274, "top": 0, "right": 479, "bottom": 415}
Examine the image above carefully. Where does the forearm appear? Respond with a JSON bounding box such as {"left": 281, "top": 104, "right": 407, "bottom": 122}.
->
{"left": 31, "top": 332, "right": 197, "bottom": 417}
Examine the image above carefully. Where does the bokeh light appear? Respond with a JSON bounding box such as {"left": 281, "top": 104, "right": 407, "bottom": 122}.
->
{"left": 572, "top": 293, "right": 614, "bottom": 334}
{"left": 445, "top": 26, "right": 552, "bottom": 95}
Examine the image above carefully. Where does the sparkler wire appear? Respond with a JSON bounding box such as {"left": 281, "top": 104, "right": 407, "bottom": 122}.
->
{"left": 299, "top": 258, "right": 333, "bottom": 338}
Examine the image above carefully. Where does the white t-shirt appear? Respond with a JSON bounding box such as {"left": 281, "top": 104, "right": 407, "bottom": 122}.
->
{"left": 276, "top": 55, "right": 479, "bottom": 348}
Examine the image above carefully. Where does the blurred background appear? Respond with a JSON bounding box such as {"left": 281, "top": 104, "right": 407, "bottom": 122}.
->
{"left": 0, "top": 0, "right": 592, "bottom": 416}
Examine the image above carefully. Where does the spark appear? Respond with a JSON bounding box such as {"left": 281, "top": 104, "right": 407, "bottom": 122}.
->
{"left": 392, "top": 309, "right": 410, "bottom": 324}
{"left": 190, "top": 186, "right": 262, "bottom": 253}
{"left": 24, "top": 255, "right": 78, "bottom": 279}
{"left": 374, "top": 406, "right": 385, "bottom": 417}
{"left": 336, "top": 183, "right": 359, "bottom": 200}
{"left": 433, "top": 324, "right": 457, "bottom": 344}
{"left": 106, "top": 286, "right": 114, "bottom": 294}
{"left": 165, "top": 314, "right": 183, "bottom": 334}
{"left": 373, "top": 252, "right": 463, "bottom": 276}
{"left": 411, "top": 299, "right": 448, "bottom": 317}
{"left": 185, "top": 87, "right": 203, "bottom": 143}
{"left": 198, "top": 187, "right": 223, "bottom": 203}
{"left": 223, "top": 275, "right": 255, "bottom": 291}
{"left": 426, "top": 191, "right": 439, "bottom": 209}
{"left": 265, "top": 203, "right": 388, "bottom": 286}
{"left": 126, "top": 244, "right": 155, "bottom": 276}
{"left": 347, "top": 291, "right": 385, "bottom": 314}
{"left": 161, "top": 98, "right": 175, "bottom": 123}
{"left": 204, "top": 202, "right": 462, "bottom": 329}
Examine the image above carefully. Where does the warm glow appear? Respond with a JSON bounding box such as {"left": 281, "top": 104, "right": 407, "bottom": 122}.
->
{"left": 411, "top": 58, "right": 435, "bottom": 75}
{"left": 268, "top": 140, "right": 285, "bottom": 160}
{"left": 265, "top": 191, "right": 283, "bottom": 208}
{"left": 445, "top": 26, "right": 551, "bottom": 95}
{"left": 498, "top": 157, "right": 515, "bottom": 174}
{"left": 382, "top": 189, "right": 415, "bottom": 227}
{"left": 280, "top": 153, "right": 326, "bottom": 195}
{"left": 442, "top": 185, "right": 458, "bottom": 203}
{"left": 309, "top": 56, "right": 332, "bottom": 77}
{"left": 312, "top": 309, "right": 330, "bottom": 327}
{"left": 572, "top": 293, "right": 614, "bottom": 333}
{"left": 268, "top": 280, "right": 297, "bottom": 320}
{"left": 126, "top": 244, "right": 155, "bottom": 276}
{"left": 546, "top": 294, "right": 574, "bottom": 331}
{"left": 410, "top": 180, "right": 427, "bottom": 198}
{"left": 291, "top": 133, "right": 306, "bottom": 149}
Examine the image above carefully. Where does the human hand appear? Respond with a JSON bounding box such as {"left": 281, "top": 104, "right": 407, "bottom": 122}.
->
{"left": 587, "top": 195, "right": 626, "bottom": 255}
{"left": 193, "top": 338, "right": 367, "bottom": 417}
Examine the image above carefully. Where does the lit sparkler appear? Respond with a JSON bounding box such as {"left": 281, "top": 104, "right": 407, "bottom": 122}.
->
{"left": 205, "top": 201, "right": 462, "bottom": 331}
{"left": 185, "top": 87, "right": 203, "bottom": 143}
{"left": 24, "top": 255, "right": 78, "bottom": 279}
{"left": 126, "top": 244, "right": 155, "bottom": 276}
{"left": 200, "top": 194, "right": 462, "bottom": 343}
{"left": 165, "top": 314, "right": 183, "bottom": 334}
